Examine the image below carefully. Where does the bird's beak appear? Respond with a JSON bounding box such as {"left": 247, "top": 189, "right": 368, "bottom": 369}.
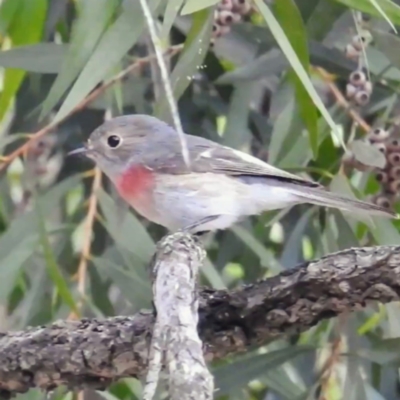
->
{"left": 68, "top": 142, "right": 92, "bottom": 157}
{"left": 68, "top": 147, "right": 87, "bottom": 156}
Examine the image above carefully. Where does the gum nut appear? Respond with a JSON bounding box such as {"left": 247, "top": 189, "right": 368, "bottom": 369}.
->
{"left": 232, "top": 12, "right": 242, "bottom": 23}
{"left": 218, "top": 0, "right": 233, "bottom": 10}
{"left": 389, "top": 179, "right": 400, "bottom": 193}
{"left": 368, "top": 128, "right": 389, "bottom": 142}
{"left": 389, "top": 166, "right": 400, "bottom": 179}
{"left": 218, "top": 10, "right": 235, "bottom": 25}
{"left": 345, "top": 44, "right": 360, "bottom": 60}
{"left": 387, "top": 138, "right": 400, "bottom": 152}
{"left": 363, "top": 80, "right": 373, "bottom": 94}
{"left": 352, "top": 32, "right": 371, "bottom": 51}
{"left": 212, "top": 23, "right": 221, "bottom": 36}
{"left": 354, "top": 90, "right": 370, "bottom": 106}
{"left": 374, "top": 195, "right": 392, "bottom": 208}
{"left": 375, "top": 171, "right": 388, "bottom": 183}
{"left": 349, "top": 70, "right": 367, "bottom": 87}
{"left": 220, "top": 24, "right": 231, "bottom": 35}
{"left": 346, "top": 83, "right": 357, "bottom": 99}
{"left": 372, "top": 142, "right": 387, "bottom": 154}
{"left": 388, "top": 152, "right": 400, "bottom": 166}
{"left": 233, "top": 0, "right": 251, "bottom": 14}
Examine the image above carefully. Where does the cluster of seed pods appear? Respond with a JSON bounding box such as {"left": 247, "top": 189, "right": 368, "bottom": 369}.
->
{"left": 212, "top": 0, "right": 252, "bottom": 44}
{"left": 341, "top": 27, "right": 398, "bottom": 211}
{"left": 368, "top": 128, "right": 400, "bottom": 211}
{"left": 345, "top": 31, "right": 373, "bottom": 106}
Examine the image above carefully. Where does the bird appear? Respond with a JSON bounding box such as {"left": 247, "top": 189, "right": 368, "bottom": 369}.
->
{"left": 69, "top": 114, "right": 397, "bottom": 233}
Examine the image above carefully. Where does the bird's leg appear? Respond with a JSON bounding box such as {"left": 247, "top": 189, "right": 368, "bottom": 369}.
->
{"left": 180, "top": 215, "right": 220, "bottom": 234}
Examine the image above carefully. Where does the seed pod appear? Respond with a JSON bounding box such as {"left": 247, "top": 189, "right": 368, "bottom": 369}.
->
{"left": 389, "top": 166, "right": 400, "bottom": 180}
{"left": 371, "top": 142, "right": 387, "bottom": 155}
{"left": 388, "top": 179, "right": 400, "bottom": 194}
{"left": 354, "top": 90, "right": 370, "bottom": 106}
{"left": 373, "top": 194, "right": 392, "bottom": 209}
{"left": 367, "top": 128, "right": 390, "bottom": 142}
{"left": 232, "top": 0, "right": 251, "bottom": 14}
{"left": 217, "top": 10, "right": 235, "bottom": 25}
{"left": 349, "top": 70, "right": 367, "bottom": 87}
{"left": 376, "top": 170, "right": 389, "bottom": 184}
{"left": 363, "top": 80, "right": 373, "bottom": 94}
{"left": 346, "top": 83, "right": 357, "bottom": 99}
{"left": 212, "top": 23, "right": 222, "bottom": 37}
{"left": 218, "top": 0, "right": 233, "bottom": 11}
{"left": 387, "top": 138, "right": 400, "bottom": 152}
{"left": 351, "top": 31, "right": 372, "bottom": 51}
{"left": 345, "top": 44, "right": 361, "bottom": 60}
{"left": 388, "top": 152, "right": 400, "bottom": 166}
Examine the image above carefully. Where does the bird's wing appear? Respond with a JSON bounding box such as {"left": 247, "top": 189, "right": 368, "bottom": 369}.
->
{"left": 149, "top": 134, "right": 322, "bottom": 188}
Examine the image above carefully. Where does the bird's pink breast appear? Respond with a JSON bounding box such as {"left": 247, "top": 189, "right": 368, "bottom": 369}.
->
{"left": 115, "top": 165, "right": 156, "bottom": 218}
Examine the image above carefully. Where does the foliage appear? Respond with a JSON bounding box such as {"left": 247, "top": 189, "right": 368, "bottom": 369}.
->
{"left": 2, "top": 0, "right": 400, "bottom": 399}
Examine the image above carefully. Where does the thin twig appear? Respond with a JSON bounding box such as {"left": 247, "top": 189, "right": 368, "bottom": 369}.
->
{"left": 0, "top": 45, "right": 183, "bottom": 172}
{"left": 68, "top": 167, "right": 102, "bottom": 321}
{"left": 315, "top": 67, "right": 371, "bottom": 132}
{"left": 77, "top": 167, "right": 102, "bottom": 295}
{"left": 137, "top": 0, "right": 191, "bottom": 168}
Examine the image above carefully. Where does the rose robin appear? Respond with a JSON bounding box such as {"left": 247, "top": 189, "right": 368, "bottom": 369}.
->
{"left": 69, "top": 114, "right": 397, "bottom": 233}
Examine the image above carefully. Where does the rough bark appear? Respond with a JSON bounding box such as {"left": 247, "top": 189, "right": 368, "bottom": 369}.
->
{"left": 0, "top": 245, "right": 399, "bottom": 397}
{"left": 143, "top": 233, "right": 213, "bottom": 400}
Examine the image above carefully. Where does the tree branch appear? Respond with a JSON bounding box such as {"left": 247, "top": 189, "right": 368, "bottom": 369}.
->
{"left": 0, "top": 244, "right": 399, "bottom": 397}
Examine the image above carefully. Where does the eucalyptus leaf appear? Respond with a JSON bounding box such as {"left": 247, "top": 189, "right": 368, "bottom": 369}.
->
{"left": 349, "top": 140, "right": 386, "bottom": 169}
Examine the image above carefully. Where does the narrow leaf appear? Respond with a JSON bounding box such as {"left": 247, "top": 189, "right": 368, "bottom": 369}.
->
{"left": 54, "top": 0, "right": 163, "bottom": 123}
{"left": 181, "top": 0, "right": 219, "bottom": 15}
{"left": 254, "top": 0, "right": 343, "bottom": 150}
{"left": 273, "top": 0, "right": 319, "bottom": 157}
{"left": 41, "top": 0, "right": 119, "bottom": 119}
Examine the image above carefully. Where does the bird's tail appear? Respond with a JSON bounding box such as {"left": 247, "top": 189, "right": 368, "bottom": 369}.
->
{"left": 290, "top": 186, "right": 398, "bottom": 219}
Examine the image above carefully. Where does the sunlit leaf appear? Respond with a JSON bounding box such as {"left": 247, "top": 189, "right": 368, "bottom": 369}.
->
{"left": 0, "top": 0, "right": 47, "bottom": 120}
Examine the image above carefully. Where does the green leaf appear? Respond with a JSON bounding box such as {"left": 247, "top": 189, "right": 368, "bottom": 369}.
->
{"left": 93, "top": 247, "right": 152, "bottom": 310}
{"left": 0, "top": 0, "right": 20, "bottom": 36}
{"left": 222, "top": 81, "right": 255, "bottom": 150}
{"left": 0, "top": 233, "right": 38, "bottom": 303}
{"left": 349, "top": 140, "right": 386, "bottom": 169}
{"left": 273, "top": 0, "right": 319, "bottom": 158}
{"left": 373, "top": 29, "right": 400, "bottom": 71}
{"left": 155, "top": 7, "right": 213, "bottom": 121}
{"left": 97, "top": 189, "right": 155, "bottom": 263}
{"left": 0, "top": 0, "right": 47, "bottom": 121}
{"left": 180, "top": 0, "right": 219, "bottom": 15}
{"left": 161, "top": 0, "right": 185, "bottom": 38}
{"left": 37, "top": 207, "right": 79, "bottom": 315}
{"left": 213, "top": 345, "right": 314, "bottom": 396}
{"left": 254, "top": 0, "right": 343, "bottom": 150}
{"left": 232, "top": 225, "right": 282, "bottom": 274}
{"left": 40, "top": 0, "right": 119, "bottom": 119}
{"left": 0, "top": 44, "right": 66, "bottom": 73}
{"left": 333, "top": 0, "right": 400, "bottom": 26}
{"left": 54, "top": 0, "right": 163, "bottom": 124}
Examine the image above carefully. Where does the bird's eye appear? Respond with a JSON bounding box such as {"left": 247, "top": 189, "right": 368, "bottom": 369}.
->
{"left": 107, "top": 135, "right": 121, "bottom": 149}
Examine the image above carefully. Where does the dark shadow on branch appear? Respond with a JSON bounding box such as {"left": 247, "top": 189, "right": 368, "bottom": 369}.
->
{"left": 0, "top": 241, "right": 399, "bottom": 398}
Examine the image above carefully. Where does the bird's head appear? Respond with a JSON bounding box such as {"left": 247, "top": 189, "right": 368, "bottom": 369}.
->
{"left": 69, "top": 114, "right": 176, "bottom": 179}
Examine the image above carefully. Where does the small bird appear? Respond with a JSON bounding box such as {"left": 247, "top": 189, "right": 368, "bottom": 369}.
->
{"left": 69, "top": 114, "right": 397, "bottom": 233}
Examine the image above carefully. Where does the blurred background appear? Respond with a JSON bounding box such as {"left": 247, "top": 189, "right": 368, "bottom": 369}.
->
{"left": 2, "top": 0, "right": 400, "bottom": 399}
